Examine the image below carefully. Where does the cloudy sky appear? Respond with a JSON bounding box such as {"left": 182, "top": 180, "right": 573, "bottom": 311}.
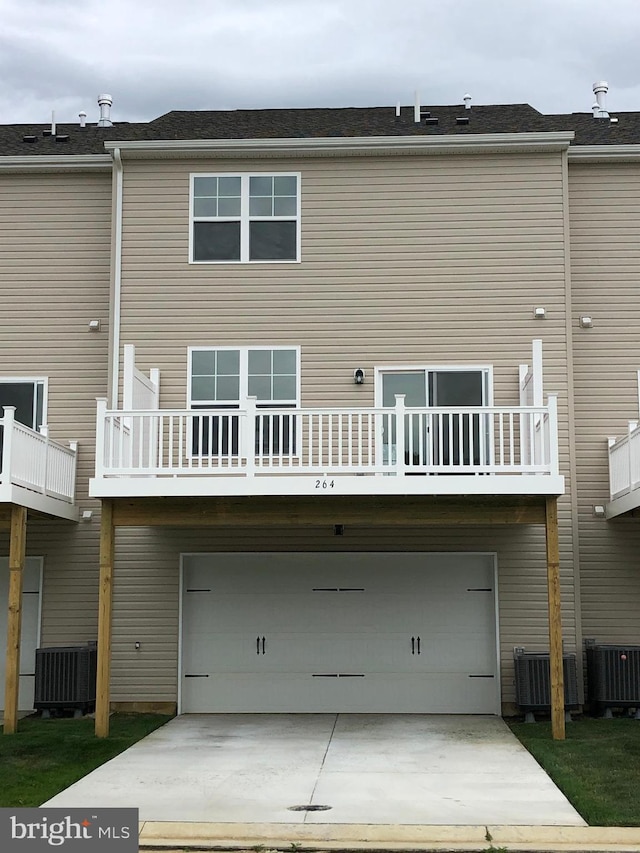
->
{"left": 1, "top": 0, "right": 639, "bottom": 125}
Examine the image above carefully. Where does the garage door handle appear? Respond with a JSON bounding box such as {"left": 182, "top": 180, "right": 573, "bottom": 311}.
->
{"left": 411, "top": 636, "right": 421, "bottom": 655}
{"left": 256, "top": 636, "right": 266, "bottom": 655}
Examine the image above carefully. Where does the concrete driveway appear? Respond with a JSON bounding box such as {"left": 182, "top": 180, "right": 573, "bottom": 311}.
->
{"left": 44, "top": 714, "right": 585, "bottom": 826}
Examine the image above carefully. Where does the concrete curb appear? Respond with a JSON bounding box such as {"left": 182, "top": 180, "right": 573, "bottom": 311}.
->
{"left": 137, "top": 822, "right": 640, "bottom": 852}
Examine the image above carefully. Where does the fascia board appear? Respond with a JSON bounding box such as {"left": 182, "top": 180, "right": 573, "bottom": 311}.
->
{"left": 103, "top": 132, "right": 575, "bottom": 159}
{"left": 569, "top": 145, "right": 640, "bottom": 162}
{"left": 0, "top": 155, "right": 112, "bottom": 172}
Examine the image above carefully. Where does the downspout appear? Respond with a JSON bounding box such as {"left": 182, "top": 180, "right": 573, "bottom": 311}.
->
{"left": 110, "top": 147, "right": 123, "bottom": 408}
{"left": 561, "top": 147, "right": 584, "bottom": 695}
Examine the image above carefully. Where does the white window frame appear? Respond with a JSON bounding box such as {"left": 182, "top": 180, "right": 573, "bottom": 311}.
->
{"left": 187, "top": 346, "right": 301, "bottom": 408}
{"left": 187, "top": 346, "right": 301, "bottom": 460}
{"left": 374, "top": 365, "right": 493, "bottom": 469}
{"left": 374, "top": 365, "right": 493, "bottom": 407}
{"left": 0, "top": 377, "right": 48, "bottom": 431}
{"left": 189, "top": 172, "right": 302, "bottom": 264}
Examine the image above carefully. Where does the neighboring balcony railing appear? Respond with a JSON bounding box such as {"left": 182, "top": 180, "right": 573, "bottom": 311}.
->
{"left": 95, "top": 395, "right": 559, "bottom": 481}
{"left": 608, "top": 420, "right": 640, "bottom": 502}
{"left": 0, "top": 407, "right": 78, "bottom": 504}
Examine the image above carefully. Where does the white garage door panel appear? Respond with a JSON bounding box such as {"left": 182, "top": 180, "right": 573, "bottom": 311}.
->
{"left": 182, "top": 673, "right": 497, "bottom": 714}
{"left": 181, "top": 552, "right": 498, "bottom": 714}
{"left": 183, "top": 589, "right": 492, "bottom": 633}
{"left": 185, "top": 628, "right": 494, "bottom": 673}
{"left": 0, "top": 557, "right": 42, "bottom": 711}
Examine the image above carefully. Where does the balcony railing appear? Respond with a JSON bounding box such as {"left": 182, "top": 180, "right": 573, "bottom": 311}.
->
{"left": 0, "top": 407, "right": 78, "bottom": 506}
{"left": 93, "top": 395, "right": 561, "bottom": 497}
{"left": 608, "top": 421, "right": 640, "bottom": 508}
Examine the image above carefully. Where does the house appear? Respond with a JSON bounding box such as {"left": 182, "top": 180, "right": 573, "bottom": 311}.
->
{"left": 2, "top": 84, "right": 640, "bottom": 740}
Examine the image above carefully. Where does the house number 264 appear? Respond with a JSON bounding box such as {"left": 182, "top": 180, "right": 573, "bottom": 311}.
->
{"left": 315, "top": 479, "right": 335, "bottom": 489}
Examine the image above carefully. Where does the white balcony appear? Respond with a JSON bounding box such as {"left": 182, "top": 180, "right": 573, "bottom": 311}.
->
{"left": 0, "top": 407, "right": 78, "bottom": 520}
{"left": 607, "top": 420, "right": 640, "bottom": 518}
{"left": 90, "top": 395, "right": 563, "bottom": 499}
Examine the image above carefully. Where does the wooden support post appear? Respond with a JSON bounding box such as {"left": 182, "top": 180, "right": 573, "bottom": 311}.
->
{"left": 95, "top": 500, "right": 114, "bottom": 738}
{"left": 545, "top": 496, "right": 565, "bottom": 740}
{"left": 3, "top": 504, "right": 27, "bottom": 735}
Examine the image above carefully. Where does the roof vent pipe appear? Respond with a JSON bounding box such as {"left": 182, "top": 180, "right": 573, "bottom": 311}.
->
{"left": 97, "top": 94, "right": 113, "bottom": 127}
{"left": 414, "top": 90, "right": 420, "bottom": 123}
{"left": 79, "top": 111, "right": 87, "bottom": 128}
{"left": 592, "top": 81, "right": 609, "bottom": 118}
{"left": 463, "top": 93, "right": 472, "bottom": 110}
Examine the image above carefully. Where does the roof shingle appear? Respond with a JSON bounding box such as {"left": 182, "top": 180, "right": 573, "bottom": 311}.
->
{"left": 0, "top": 103, "right": 638, "bottom": 156}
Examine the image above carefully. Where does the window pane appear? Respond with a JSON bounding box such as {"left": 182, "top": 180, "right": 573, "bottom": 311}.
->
{"left": 248, "top": 375, "right": 272, "bottom": 400}
{"left": 432, "top": 371, "right": 484, "bottom": 406}
{"left": 0, "top": 382, "right": 36, "bottom": 428}
{"left": 272, "top": 349, "right": 296, "bottom": 374}
{"left": 249, "top": 221, "right": 297, "bottom": 261}
{"left": 191, "top": 376, "right": 216, "bottom": 402}
{"left": 216, "top": 350, "right": 240, "bottom": 375}
{"left": 218, "top": 176, "right": 241, "bottom": 196}
{"left": 274, "top": 176, "right": 297, "bottom": 196}
{"left": 249, "top": 197, "right": 273, "bottom": 217}
{"left": 191, "top": 350, "right": 216, "bottom": 375}
{"left": 273, "top": 375, "right": 296, "bottom": 400}
{"left": 382, "top": 373, "right": 427, "bottom": 408}
{"left": 193, "top": 198, "right": 218, "bottom": 217}
{"left": 216, "top": 375, "right": 240, "bottom": 401}
{"left": 218, "top": 197, "right": 241, "bottom": 217}
{"left": 193, "top": 221, "right": 240, "bottom": 261}
{"left": 250, "top": 176, "right": 273, "bottom": 197}
{"left": 248, "top": 350, "right": 272, "bottom": 374}
{"left": 194, "top": 176, "right": 217, "bottom": 197}
{"left": 273, "top": 196, "right": 296, "bottom": 216}
{"left": 191, "top": 409, "right": 239, "bottom": 456}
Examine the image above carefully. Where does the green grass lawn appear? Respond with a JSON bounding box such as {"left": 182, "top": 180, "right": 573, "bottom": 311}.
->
{"left": 0, "top": 714, "right": 172, "bottom": 808}
{"left": 510, "top": 717, "right": 640, "bottom": 826}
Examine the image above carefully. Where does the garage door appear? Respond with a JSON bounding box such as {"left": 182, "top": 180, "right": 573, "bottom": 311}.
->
{"left": 0, "top": 557, "right": 42, "bottom": 711}
{"left": 181, "top": 552, "right": 499, "bottom": 714}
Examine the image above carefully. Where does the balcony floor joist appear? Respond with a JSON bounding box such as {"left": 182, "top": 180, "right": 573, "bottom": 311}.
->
{"left": 109, "top": 494, "right": 548, "bottom": 528}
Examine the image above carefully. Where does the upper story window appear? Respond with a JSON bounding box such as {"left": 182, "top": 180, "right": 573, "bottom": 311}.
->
{"left": 0, "top": 379, "right": 46, "bottom": 430}
{"left": 188, "top": 347, "right": 300, "bottom": 456}
{"left": 190, "top": 347, "right": 299, "bottom": 407}
{"left": 190, "top": 173, "right": 300, "bottom": 263}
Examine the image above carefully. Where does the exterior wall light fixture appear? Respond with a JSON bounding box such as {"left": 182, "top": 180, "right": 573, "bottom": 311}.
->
{"left": 579, "top": 316, "right": 593, "bottom": 328}
{"left": 533, "top": 307, "right": 546, "bottom": 319}
{"left": 353, "top": 368, "right": 365, "bottom": 384}
{"left": 88, "top": 319, "right": 101, "bottom": 331}
{"left": 593, "top": 505, "right": 606, "bottom": 518}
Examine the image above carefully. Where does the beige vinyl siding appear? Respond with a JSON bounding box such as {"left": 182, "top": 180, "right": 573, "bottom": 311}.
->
{"left": 119, "top": 154, "right": 569, "bottom": 417}
{"left": 103, "top": 149, "right": 577, "bottom": 710}
{"left": 0, "top": 170, "right": 111, "bottom": 647}
{"left": 569, "top": 162, "right": 640, "bottom": 645}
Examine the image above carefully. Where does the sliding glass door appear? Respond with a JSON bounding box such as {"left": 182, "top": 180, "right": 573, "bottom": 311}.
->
{"left": 380, "top": 369, "right": 489, "bottom": 470}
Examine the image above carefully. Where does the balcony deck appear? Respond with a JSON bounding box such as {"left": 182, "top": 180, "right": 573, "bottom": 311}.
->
{"left": 90, "top": 397, "right": 564, "bottom": 499}
{"left": 0, "top": 408, "right": 78, "bottom": 521}
{"left": 607, "top": 421, "right": 640, "bottom": 518}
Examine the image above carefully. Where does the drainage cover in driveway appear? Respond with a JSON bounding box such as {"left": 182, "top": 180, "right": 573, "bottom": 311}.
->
{"left": 288, "top": 805, "right": 332, "bottom": 812}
